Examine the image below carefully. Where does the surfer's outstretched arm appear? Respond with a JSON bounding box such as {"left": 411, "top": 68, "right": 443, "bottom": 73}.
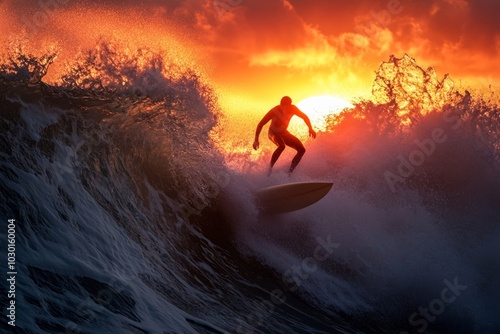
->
{"left": 294, "top": 107, "right": 317, "bottom": 138}
{"left": 253, "top": 110, "right": 274, "bottom": 150}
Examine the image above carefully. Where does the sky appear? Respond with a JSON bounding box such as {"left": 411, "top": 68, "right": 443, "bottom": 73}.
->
{"left": 1, "top": 0, "right": 499, "bottom": 107}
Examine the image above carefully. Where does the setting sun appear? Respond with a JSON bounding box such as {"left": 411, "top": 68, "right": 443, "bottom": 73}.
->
{"left": 296, "top": 95, "right": 353, "bottom": 131}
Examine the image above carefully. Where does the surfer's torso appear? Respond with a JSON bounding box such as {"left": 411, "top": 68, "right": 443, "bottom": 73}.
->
{"left": 268, "top": 104, "right": 299, "bottom": 134}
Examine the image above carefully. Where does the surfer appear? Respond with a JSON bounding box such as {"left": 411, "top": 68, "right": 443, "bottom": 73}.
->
{"left": 253, "top": 96, "right": 316, "bottom": 175}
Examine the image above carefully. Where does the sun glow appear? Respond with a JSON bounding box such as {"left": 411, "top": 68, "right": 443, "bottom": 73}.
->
{"left": 295, "top": 95, "right": 353, "bottom": 132}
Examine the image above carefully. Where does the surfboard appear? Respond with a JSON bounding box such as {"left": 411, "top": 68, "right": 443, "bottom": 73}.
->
{"left": 255, "top": 182, "right": 333, "bottom": 214}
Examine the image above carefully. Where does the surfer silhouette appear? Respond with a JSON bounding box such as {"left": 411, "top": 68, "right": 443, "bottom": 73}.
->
{"left": 253, "top": 96, "right": 316, "bottom": 175}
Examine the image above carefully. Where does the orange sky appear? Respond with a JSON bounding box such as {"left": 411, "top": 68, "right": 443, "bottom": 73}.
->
{"left": 157, "top": 0, "right": 500, "bottom": 102}
{"left": 1, "top": 0, "right": 499, "bottom": 107}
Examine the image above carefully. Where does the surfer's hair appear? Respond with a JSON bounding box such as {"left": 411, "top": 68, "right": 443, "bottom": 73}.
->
{"left": 281, "top": 96, "right": 292, "bottom": 105}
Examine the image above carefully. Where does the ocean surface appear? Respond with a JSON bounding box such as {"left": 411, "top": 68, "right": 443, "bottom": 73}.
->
{"left": 1, "top": 43, "right": 499, "bottom": 334}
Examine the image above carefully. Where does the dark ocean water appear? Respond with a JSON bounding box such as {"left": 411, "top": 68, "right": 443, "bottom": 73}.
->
{"left": 1, "top": 46, "right": 499, "bottom": 334}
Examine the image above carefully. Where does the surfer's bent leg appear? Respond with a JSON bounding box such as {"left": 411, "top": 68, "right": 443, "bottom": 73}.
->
{"left": 283, "top": 132, "right": 305, "bottom": 174}
{"left": 269, "top": 132, "right": 286, "bottom": 168}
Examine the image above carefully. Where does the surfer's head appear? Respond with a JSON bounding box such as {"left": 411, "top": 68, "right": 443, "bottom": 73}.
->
{"left": 280, "top": 96, "right": 292, "bottom": 106}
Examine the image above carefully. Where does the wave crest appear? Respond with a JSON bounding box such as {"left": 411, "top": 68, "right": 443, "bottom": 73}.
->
{"left": 0, "top": 39, "right": 59, "bottom": 84}
{"left": 326, "top": 54, "right": 499, "bottom": 164}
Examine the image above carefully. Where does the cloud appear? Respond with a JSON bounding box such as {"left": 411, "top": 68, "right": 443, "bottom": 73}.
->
{"left": 1, "top": 0, "right": 498, "bottom": 97}
{"left": 249, "top": 25, "right": 337, "bottom": 69}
